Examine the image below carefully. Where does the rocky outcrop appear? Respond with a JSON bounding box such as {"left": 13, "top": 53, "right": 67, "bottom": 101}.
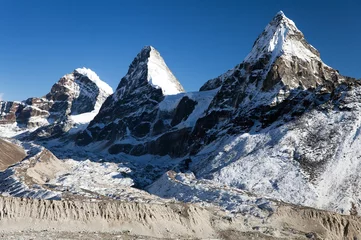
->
{"left": 0, "top": 68, "right": 113, "bottom": 138}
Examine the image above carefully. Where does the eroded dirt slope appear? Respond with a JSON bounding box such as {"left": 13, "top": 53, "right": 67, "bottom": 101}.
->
{"left": 0, "top": 139, "right": 26, "bottom": 171}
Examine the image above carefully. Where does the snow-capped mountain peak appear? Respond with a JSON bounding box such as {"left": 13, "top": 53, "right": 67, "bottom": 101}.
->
{"left": 245, "top": 11, "right": 320, "bottom": 65}
{"left": 200, "top": 11, "right": 333, "bottom": 92}
{"left": 115, "top": 46, "right": 184, "bottom": 98}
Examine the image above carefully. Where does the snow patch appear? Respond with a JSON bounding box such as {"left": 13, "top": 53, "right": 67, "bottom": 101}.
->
{"left": 147, "top": 47, "right": 184, "bottom": 95}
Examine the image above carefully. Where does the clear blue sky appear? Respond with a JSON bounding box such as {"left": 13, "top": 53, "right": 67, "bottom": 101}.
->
{"left": 0, "top": 0, "right": 360, "bottom": 101}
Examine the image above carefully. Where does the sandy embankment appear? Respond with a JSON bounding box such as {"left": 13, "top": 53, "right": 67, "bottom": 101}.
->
{"left": 0, "top": 196, "right": 359, "bottom": 239}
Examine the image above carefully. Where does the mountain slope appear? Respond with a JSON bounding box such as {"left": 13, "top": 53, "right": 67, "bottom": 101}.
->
{"left": 187, "top": 12, "right": 361, "bottom": 215}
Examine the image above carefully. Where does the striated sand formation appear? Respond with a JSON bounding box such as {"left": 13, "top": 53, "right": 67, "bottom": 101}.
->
{"left": 0, "top": 139, "right": 26, "bottom": 171}
{"left": 0, "top": 196, "right": 359, "bottom": 239}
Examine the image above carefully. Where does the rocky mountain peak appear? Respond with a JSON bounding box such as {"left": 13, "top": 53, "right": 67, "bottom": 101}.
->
{"left": 46, "top": 68, "right": 113, "bottom": 115}
{"left": 244, "top": 11, "right": 320, "bottom": 66}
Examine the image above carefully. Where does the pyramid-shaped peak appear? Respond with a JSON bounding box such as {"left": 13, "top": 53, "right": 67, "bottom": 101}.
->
{"left": 118, "top": 46, "right": 185, "bottom": 96}
{"left": 244, "top": 11, "right": 320, "bottom": 65}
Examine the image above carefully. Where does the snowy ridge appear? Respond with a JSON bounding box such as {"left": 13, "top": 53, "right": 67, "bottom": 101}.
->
{"left": 111, "top": 46, "right": 184, "bottom": 103}
{"left": 74, "top": 67, "right": 113, "bottom": 95}
{"left": 200, "top": 12, "right": 322, "bottom": 94}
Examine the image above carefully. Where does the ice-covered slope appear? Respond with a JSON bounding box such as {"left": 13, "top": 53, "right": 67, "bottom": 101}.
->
{"left": 74, "top": 67, "right": 113, "bottom": 96}
{"left": 192, "top": 84, "right": 361, "bottom": 214}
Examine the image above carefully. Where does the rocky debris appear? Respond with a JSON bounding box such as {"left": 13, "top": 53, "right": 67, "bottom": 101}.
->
{"left": 24, "top": 149, "right": 69, "bottom": 186}
{"left": 147, "top": 171, "right": 277, "bottom": 216}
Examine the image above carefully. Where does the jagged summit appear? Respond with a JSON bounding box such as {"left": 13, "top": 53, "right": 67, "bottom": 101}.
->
{"left": 244, "top": 11, "right": 320, "bottom": 66}
{"left": 116, "top": 46, "right": 184, "bottom": 98}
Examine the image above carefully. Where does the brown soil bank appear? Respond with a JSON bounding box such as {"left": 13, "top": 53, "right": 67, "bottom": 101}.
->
{"left": 0, "top": 139, "right": 26, "bottom": 171}
{"left": 0, "top": 196, "right": 361, "bottom": 239}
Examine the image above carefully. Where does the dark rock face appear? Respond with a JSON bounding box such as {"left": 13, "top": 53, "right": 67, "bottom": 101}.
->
{"left": 171, "top": 97, "right": 197, "bottom": 127}
{"left": 0, "top": 100, "right": 50, "bottom": 128}
{"left": 148, "top": 128, "right": 192, "bottom": 157}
